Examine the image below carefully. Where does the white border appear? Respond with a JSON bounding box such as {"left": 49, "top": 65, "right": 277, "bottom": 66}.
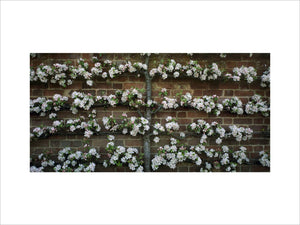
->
{"left": 1, "top": 1, "right": 299, "bottom": 224}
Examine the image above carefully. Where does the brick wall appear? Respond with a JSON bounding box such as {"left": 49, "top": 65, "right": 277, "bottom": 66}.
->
{"left": 30, "top": 53, "right": 270, "bottom": 172}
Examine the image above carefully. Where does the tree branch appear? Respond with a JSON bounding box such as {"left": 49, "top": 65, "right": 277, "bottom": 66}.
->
{"left": 151, "top": 104, "right": 163, "bottom": 115}
{"left": 137, "top": 109, "right": 144, "bottom": 117}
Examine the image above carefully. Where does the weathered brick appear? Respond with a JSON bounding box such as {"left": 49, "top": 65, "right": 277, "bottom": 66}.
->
{"left": 224, "top": 90, "right": 233, "bottom": 96}
{"left": 113, "top": 83, "right": 122, "bottom": 89}
{"left": 43, "top": 90, "right": 64, "bottom": 97}
{"left": 234, "top": 90, "right": 254, "bottom": 96}
{"left": 32, "top": 89, "right": 43, "bottom": 96}
{"left": 123, "top": 83, "right": 145, "bottom": 89}
{"left": 177, "top": 112, "right": 186, "bottom": 117}
{"left": 203, "top": 90, "right": 223, "bottom": 96}
{"left": 223, "top": 118, "right": 232, "bottom": 124}
{"left": 233, "top": 118, "right": 253, "bottom": 124}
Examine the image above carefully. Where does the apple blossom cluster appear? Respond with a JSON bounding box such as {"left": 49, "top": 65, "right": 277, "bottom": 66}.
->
{"left": 103, "top": 58, "right": 147, "bottom": 78}
{"left": 245, "top": 94, "right": 270, "bottom": 117}
{"left": 222, "top": 97, "right": 244, "bottom": 115}
{"left": 197, "top": 146, "right": 249, "bottom": 172}
{"left": 71, "top": 91, "right": 95, "bottom": 114}
{"left": 30, "top": 146, "right": 101, "bottom": 172}
{"left": 225, "top": 66, "right": 257, "bottom": 83}
{"left": 66, "top": 110, "right": 101, "bottom": 138}
{"left": 95, "top": 93, "right": 119, "bottom": 107}
{"left": 180, "top": 93, "right": 224, "bottom": 116}
{"left": 165, "top": 116, "right": 180, "bottom": 133}
{"left": 70, "top": 89, "right": 147, "bottom": 114}
{"left": 151, "top": 117, "right": 180, "bottom": 144}
{"left": 151, "top": 139, "right": 202, "bottom": 171}
{"left": 151, "top": 138, "right": 250, "bottom": 172}
{"left": 30, "top": 94, "right": 68, "bottom": 116}
{"left": 260, "top": 67, "right": 270, "bottom": 88}
{"left": 31, "top": 58, "right": 148, "bottom": 87}
{"left": 188, "top": 120, "right": 226, "bottom": 144}
{"left": 31, "top": 119, "right": 64, "bottom": 138}
{"left": 259, "top": 151, "right": 270, "bottom": 167}
{"left": 102, "top": 114, "right": 150, "bottom": 136}
{"left": 161, "top": 96, "right": 179, "bottom": 109}
{"left": 149, "top": 60, "right": 222, "bottom": 80}
{"left": 152, "top": 122, "right": 166, "bottom": 136}
{"left": 31, "top": 111, "right": 101, "bottom": 139}
{"left": 69, "top": 58, "right": 94, "bottom": 86}
{"left": 188, "top": 119, "right": 253, "bottom": 144}
{"left": 103, "top": 135, "right": 144, "bottom": 172}
{"left": 30, "top": 153, "right": 55, "bottom": 172}
{"left": 227, "top": 125, "right": 253, "bottom": 142}
{"left": 30, "top": 63, "right": 71, "bottom": 87}
{"left": 116, "top": 88, "right": 145, "bottom": 108}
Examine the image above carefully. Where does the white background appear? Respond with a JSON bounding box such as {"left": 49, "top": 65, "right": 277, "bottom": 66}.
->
{"left": 1, "top": 1, "right": 299, "bottom": 224}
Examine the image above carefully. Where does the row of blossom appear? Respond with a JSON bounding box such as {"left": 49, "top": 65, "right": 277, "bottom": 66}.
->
{"left": 151, "top": 117, "right": 253, "bottom": 145}
{"left": 151, "top": 138, "right": 251, "bottom": 172}
{"left": 31, "top": 91, "right": 270, "bottom": 117}
{"left": 31, "top": 110, "right": 101, "bottom": 139}
{"left": 160, "top": 90, "right": 269, "bottom": 117}
{"left": 30, "top": 111, "right": 151, "bottom": 139}
{"left": 30, "top": 135, "right": 270, "bottom": 172}
{"left": 30, "top": 89, "right": 150, "bottom": 116}
{"left": 30, "top": 143, "right": 100, "bottom": 172}
{"left": 30, "top": 135, "right": 144, "bottom": 172}
{"left": 30, "top": 57, "right": 270, "bottom": 87}
{"left": 31, "top": 112, "right": 254, "bottom": 147}
{"left": 146, "top": 59, "right": 269, "bottom": 86}
{"left": 30, "top": 57, "right": 147, "bottom": 87}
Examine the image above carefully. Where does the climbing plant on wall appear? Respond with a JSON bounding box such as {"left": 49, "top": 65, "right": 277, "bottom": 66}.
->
{"left": 30, "top": 53, "right": 270, "bottom": 172}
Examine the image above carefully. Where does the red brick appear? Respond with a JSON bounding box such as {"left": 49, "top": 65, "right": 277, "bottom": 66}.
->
{"left": 239, "top": 82, "right": 250, "bottom": 89}
{"left": 253, "top": 146, "right": 263, "bottom": 152}
{"left": 224, "top": 90, "right": 233, "bottom": 96}
{"left": 68, "top": 81, "right": 82, "bottom": 89}
{"left": 32, "top": 89, "right": 43, "bottom": 96}
{"left": 125, "top": 139, "right": 143, "bottom": 147}
{"left": 31, "top": 139, "right": 49, "bottom": 147}
{"left": 190, "top": 82, "right": 209, "bottom": 89}
{"left": 233, "top": 118, "right": 253, "bottom": 124}
{"left": 234, "top": 90, "right": 254, "bottom": 96}
{"left": 223, "top": 118, "right": 232, "bottom": 124}
{"left": 155, "top": 112, "right": 176, "bottom": 118}
{"left": 254, "top": 119, "right": 263, "bottom": 124}
{"left": 205, "top": 118, "right": 222, "bottom": 124}
{"left": 177, "top": 112, "right": 186, "bottom": 117}
{"left": 218, "top": 82, "right": 239, "bottom": 89}
{"left": 187, "top": 111, "right": 207, "bottom": 118}
{"left": 93, "top": 82, "right": 112, "bottom": 89}
{"left": 202, "top": 90, "right": 223, "bottom": 96}
{"left": 193, "top": 90, "right": 202, "bottom": 96}
{"left": 255, "top": 90, "right": 265, "bottom": 96}
{"left": 113, "top": 76, "right": 128, "bottom": 82}
{"left": 113, "top": 83, "right": 122, "bottom": 89}
{"left": 123, "top": 83, "right": 145, "bottom": 89}
{"left": 43, "top": 90, "right": 64, "bottom": 97}
{"left": 177, "top": 119, "right": 192, "bottom": 124}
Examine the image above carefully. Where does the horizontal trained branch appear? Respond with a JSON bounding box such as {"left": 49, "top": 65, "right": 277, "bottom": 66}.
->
{"left": 30, "top": 91, "right": 270, "bottom": 117}
{"left": 30, "top": 134, "right": 270, "bottom": 172}
{"left": 30, "top": 56, "right": 270, "bottom": 88}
